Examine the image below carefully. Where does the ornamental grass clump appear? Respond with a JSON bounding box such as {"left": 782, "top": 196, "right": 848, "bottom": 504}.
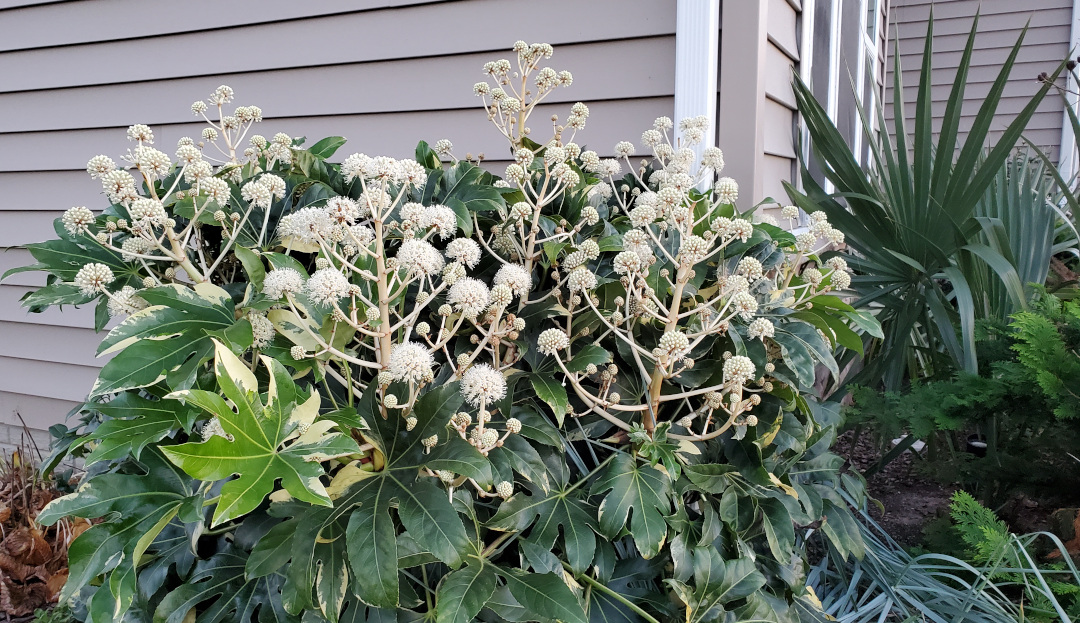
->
{"left": 6, "top": 42, "right": 878, "bottom": 623}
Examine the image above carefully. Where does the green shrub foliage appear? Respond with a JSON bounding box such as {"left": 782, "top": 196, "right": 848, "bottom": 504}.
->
{"left": 7, "top": 44, "right": 876, "bottom": 623}
{"left": 846, "top": 290, "right": 1080, "bottom": 505}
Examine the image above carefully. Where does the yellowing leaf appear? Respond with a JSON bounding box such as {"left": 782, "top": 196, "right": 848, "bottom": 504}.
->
{"left": 768, "top": 473, "right": 799, "bottom": 499}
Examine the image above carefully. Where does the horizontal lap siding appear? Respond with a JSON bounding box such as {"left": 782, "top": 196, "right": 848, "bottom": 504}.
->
{"left": 762, "top": 0, "right": 800, "bottom": 210}
{"left": 0, "top": 0, "right": 678, "bottom": 434}
{"left": 885, "top": 0, "right": 1073, "bottom": 162}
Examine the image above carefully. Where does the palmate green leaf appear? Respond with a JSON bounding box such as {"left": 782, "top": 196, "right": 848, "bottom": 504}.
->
{"left": 154, "top": 550, "right": 297, "bottom": 623}
{"left": 665, "top": 550, "right": 766, "bottom": 623}
{"left": 487, "top": 482, "right": 598, "bottom": 574}
{"left": 91, "top": 283, "right": 236, "bottom": 397}
{"left": 162, "top": 341, "right": 358, "bottom": 526}
{"left": 7, "top": 220, "right": 132, "bottom": 284}
{"left": 590, "top": 453, "right": 673, "bottom": 559}
{"left": 83, "top": 392, "right": 199, "bottom": 466}
{"left": 435, "top": 562, "right": 498, "bottom": 623}
{"left": 278, "top": 382, "right": 476, "bottom": 612}
{"left": 38, "top": 449, "right": 198, "bottom": 608}
{"left": 499, "top": 569, "right": 588, "bottom": 623}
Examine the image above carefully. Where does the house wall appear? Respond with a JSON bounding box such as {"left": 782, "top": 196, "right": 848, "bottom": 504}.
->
{"left": 885, "top": 0, "right": 1074, "bottom": 162}
{"left": 0, "top": 0, "right": 681, "bottom": 450}
{"left": 718, "top": 0, "right": 804, "bottom": 213}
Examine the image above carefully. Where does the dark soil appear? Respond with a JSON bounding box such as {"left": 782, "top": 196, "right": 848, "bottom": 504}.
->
{"left": 833, "top": 431, "right": 955, "bottom": 547}
{"left": 833, "top": 431, "right": 1070, "bottom": 551}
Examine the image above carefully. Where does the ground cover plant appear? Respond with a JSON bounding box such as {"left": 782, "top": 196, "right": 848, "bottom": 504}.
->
{"left": 6, "top": 43, "right": 879, "bottom": 623}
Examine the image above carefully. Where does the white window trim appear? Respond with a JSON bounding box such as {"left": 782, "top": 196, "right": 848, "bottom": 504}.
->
{"left": 1059, "top": 0, "right": 1080, "bottom": 181}
{"left": 673, "top": 0, "right": 721, "bottom": 190}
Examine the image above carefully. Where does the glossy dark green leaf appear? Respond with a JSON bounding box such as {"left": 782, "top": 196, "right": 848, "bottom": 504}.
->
{"left": 590, "top": 453, "right": 672, "bottom": 559}
{"left": 435, "top": 562, "right": 497, "bottom": 623}
{"left": 499, "top": 569, "right": 587, "bottom": 623}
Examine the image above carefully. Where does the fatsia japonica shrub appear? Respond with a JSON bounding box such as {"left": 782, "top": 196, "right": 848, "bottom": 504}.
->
{"left": 6, "top": 42, "right": 879, "bottom": 623}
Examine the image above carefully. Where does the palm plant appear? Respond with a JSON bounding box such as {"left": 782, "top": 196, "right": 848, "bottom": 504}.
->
{"left": 969, "top": 151, "right": 1073, "bottom": 319}
{"left": 786, "top": 14, "right": 1065, "bottom": 388}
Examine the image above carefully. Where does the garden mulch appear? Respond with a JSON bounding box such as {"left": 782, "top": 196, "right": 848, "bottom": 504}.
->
{"left": 833, "top": 431, "right": 956, "bottom": 547}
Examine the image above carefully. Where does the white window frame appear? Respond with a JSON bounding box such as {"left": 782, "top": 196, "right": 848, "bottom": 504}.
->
{"left": 1059, "top": 0, "right": 1080, "bottom": 181}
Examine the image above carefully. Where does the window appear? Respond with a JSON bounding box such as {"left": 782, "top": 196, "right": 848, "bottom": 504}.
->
{"left": 800, "top": 0, "right": 886, "bottom": 189}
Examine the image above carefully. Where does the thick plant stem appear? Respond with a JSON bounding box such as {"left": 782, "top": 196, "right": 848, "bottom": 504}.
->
{"left": 373, "top": 218, "right": 392, "bottom": 366}
{"left": 645, "top": 266, "right": 689, "bottom": 434}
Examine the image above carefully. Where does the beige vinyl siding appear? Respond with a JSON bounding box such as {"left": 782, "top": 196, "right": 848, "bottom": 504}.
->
{"left": 763, "top": 0, "right": 800, "bottom": 205}
{"left": 718, "top": 0, "right": 804, "bottom": 210}
{"left": 0, "top": 0, "right": 678, "bottom": 441}
{"left": 885, "top": 0, "right": 1073, "bottom": 162}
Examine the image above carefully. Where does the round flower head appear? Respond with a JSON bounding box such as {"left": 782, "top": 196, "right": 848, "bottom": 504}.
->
{"left": 493, "top": 264, "right": 532, "bottom": 298}
{"left": 445, "top": 238, "right": 481, "bottom": 268}
{"left": 397, "top": 239, "right": 445, "bottom": 277}
{"left": 567, "top": 267, "right": 597, "bottom": 293}
{"left": 736, "top": 257, "right": 763, "bottom": 281}
{"left": 496, "top": 481, "right": 514, "bottom": 499}
{"left": 580, "top": 240, "right": 600, "bottom": 261}
{"left": 680, "top": 235, "right": 709, "bottom": 263}
{"left": 490, "top": 284, "right": 513, "bottom": 307}
{"left": 803, "top": 268, "right": 824, "bottom": 287}
{"left": 825, "top": 257, "right": 849, "bottom": 273}
{"left": 86, "top": 155, "right": 116, "bottom": 179}
{"left": 714, "top": 177, "right": 738, "bottom": 204}
{"left": 461, "top": 363, "right": 507, "bottom": 407}
{"left": 263, "top": 268, "right": 305, "bottom": 299}
{"left": 420, "top": 205, "right": 458, "bottom": 239}
{"left": 434, "top": 139, "right": 454, "bottom": 157}
{"left": 537, "top": 328, "right": 570, "bottom": 355}
{"left": 241, "top": 180, "right": 273, "bottom": 208}
{"left": 62, "top": 207, "right": 95, "bottom": 235}
{"left": 249, "top": 313, "right": 275, "bottom": 349}
{"left": 448, "top": 277, "right": 490, "bottom": 318}
{"left": 613, "top": 251, "right": 642, "bottom": 275}
{"left": 658, "top": 331, "right": 690, "bottom": 358}
{"left": 128, "top": 198, "right": 168, "bottom": 226}
{"left": 389, "top": 342, "right": 435, "bottom": 383}
{"left": 780, "top": 205, "right": 800, "bottom": 220}
{"left": 127, "top": 124, "right": 154, "bottom": 143}
{"left": 107, "top": 285, "right": 147, "bottom": 317}
{"left": 325, "top": 196, "right": 361, "bottom": 224}
{"left": 830, "top": 270, "right": 852, "bottom": 290}
{"left": 702, "top": 146, "right": 724, "bottom": 172}
{"left": 74, "top": 263, "right": 114, "bottom": 296}
{"left": 305, "top": 268, "right": 351, "bottom": 306}
{"left": 581, "top": 206, "right": 600, "bottom": 226}
{"left": 731, "top": 292, "right": 759, "bottom": 319}
{"left": 747, "top": 317, "right": 775, "bottom": 340}
{"left": 796, "top": 232, "right": 817, "bottom": 253}
{"left": 629, "top": 204, "right": 656, "bottom": 228}
{"left": 723, "top": 355, "right": 756, "bottom": 385}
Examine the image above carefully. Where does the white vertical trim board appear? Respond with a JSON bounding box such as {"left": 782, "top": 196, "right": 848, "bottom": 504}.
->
{"left": 674, "top": 0, "right": 721, "bottom": 186}
{"left": 1059, "top": 0, "right": 1080, "bottom": 181}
